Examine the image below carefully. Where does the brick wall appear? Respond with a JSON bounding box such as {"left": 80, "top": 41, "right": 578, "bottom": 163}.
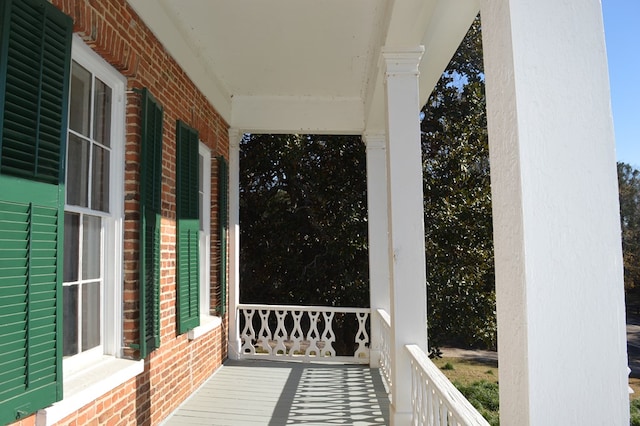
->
{"left": 10, "top": 0, "right": 230, "bottom": 424}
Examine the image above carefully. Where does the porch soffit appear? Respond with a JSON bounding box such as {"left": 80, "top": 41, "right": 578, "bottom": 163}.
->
{"left": 127, "top": 0, "right": 479, "bottom": 134}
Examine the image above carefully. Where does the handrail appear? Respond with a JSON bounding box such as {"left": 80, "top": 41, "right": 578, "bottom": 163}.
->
{"left": 237, "top": 304, "right": 370, "bottom": 363}
{"left": 406, "top": 344, "right": 490, "bottom": 426}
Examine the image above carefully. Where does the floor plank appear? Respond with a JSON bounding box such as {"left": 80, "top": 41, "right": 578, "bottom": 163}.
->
{"left": 162, "top": 360, "right": 390, "bottom": 426}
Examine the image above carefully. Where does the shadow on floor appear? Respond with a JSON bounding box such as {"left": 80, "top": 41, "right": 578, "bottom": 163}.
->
{"left": 163, "top": 360, "right": 389, "bottom": 425}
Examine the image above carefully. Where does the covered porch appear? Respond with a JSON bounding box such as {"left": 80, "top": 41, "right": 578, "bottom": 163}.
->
{"left": 129, "top": 0, "right": 629, "bottom": 424}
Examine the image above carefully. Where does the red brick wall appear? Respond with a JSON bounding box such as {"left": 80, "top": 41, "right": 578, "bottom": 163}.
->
{"left": 9, "top": 0, "right": 230, "bottom": 424}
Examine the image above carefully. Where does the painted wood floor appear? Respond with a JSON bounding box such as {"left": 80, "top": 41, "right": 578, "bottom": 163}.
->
{"left": 162, "top": 360, "right": 390, "bottom": 425}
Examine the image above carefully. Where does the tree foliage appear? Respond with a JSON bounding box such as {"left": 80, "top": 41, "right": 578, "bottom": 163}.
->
{"left": 618, "top": 162, "right": 640, "bottom": 294}
{"left": 239, "top": 134, "right": 369, "bottom": 307}
{"left": 421, "top": 17, "right": 496, "bottom": 349}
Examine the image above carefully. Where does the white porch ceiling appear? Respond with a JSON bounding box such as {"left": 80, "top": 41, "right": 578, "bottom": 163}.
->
{"left": 127, "top": 0, "right": 479, "bottom": 134}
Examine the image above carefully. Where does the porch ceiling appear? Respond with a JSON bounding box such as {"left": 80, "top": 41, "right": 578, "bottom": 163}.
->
{"left": 127, "top": 0, "right": 479, "bottom": 134}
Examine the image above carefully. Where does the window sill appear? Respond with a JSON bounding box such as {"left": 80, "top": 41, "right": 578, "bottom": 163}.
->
{"left": 188, "top": 315, "right": 222, "bottom": 340}
{"left": 36, "top": 356, "right": 144, "bottom": 426}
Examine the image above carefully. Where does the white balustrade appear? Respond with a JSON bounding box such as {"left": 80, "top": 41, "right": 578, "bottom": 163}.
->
{"left": 406, "top": 344, "right": 490, "bottom": 426}
{"left": 376, "top": 308, "right": 392, "bottom": 400}
{"left": 238, "top": 304, "right": 370, "bottom": 363}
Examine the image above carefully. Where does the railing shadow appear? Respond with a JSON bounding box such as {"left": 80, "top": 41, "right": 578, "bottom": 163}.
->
{"left": 204, "top": 360, "right": 389, "bottom": 425}
{"left": 266, "top": 362, "right": 389, "bottom": 425}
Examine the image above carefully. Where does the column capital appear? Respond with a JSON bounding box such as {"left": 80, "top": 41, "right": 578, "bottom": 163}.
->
{"left": 381, "top": 47, "right": 425, "bottom": 76}
{"left": 362, "top": 133, "right": 386, "bottom": 150}
{"left": 228, "top": 128, "right": 242, "bottom": 149}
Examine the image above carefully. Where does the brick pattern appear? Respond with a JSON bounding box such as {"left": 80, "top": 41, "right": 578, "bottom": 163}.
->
{"left": 9, "top": 1, "right": 230, "bottom": 424}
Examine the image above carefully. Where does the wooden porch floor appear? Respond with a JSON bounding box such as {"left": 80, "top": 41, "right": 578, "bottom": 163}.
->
{"left": 162, "top": 360, "right": 390, "bottom": 425}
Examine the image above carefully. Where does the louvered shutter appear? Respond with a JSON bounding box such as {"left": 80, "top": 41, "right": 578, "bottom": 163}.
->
{"left": 217, "top": 156, "right": 228, "bottom": 315}
{"left": 176, "top": 121, "right": 199, "bottom": 333}
{"left": 138, "top": 89, "right": 162, "bottom": 358}
{"left": 0, "top": 0, "right": 71, "bottom": 422}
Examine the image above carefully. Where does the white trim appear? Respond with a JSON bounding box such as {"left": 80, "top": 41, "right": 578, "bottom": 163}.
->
{"left": 188, "top": 315, "right": 222, "bottom": 341}
{"left": 36, "top": 358, "right": 144, "bottom": 426}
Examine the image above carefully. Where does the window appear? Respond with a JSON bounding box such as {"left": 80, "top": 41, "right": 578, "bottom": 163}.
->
{"left": 188, "top": 142, "right": 224, "bottom": 340}
{"left": 199, "top": 144, "right": 212, "bottom": 317}
{"left": 63, "top": 38, "right": 125, "bottom": 368}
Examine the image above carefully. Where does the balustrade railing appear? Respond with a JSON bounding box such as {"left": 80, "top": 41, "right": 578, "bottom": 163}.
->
{"left": 376, "top": 308, "right": 392, "bottom": 399}
{"left": 406, "top": 344, "right": 490, "bottom": 426}
{"left": 238, "top": 304, "right": 370, "bottom": 363}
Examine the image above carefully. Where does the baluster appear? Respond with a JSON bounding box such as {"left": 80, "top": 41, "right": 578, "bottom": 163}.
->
{"left": 257, "top": 309, "right": 273, "bottom": 354}
{"left": 410, "top": 359, "right": 417, "bottom": 424}
{"left": 273, "top": 309, "right": 288, "bottom": 356}
{"left": 289, "top": 310, "right": 304, "bottom": 356}
{"left": 306, "top": 311, "right": 321, "bottom": 357}
{"left": 439, "top": 399, "right": 448, "bottom": 426}
{"left": 320, "top": 311, "right": 336, "bottom": 357}
{"left": 353, "top": 311, "right": 369, "bottom": 359}
{"left": 240, "top": 309, "right": 256, "bottom": 354}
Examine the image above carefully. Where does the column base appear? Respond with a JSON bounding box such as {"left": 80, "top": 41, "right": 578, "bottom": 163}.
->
{"left": 227, "top": 338, "right": 242, "bottom": 360}
{"left": 390, "top": 407, "right": 412, "bottom": 426}
{"left": 369, "top": 349, "right": 381, "bottom": 368}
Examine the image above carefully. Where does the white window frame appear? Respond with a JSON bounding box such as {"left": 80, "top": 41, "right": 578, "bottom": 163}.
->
{"left": 189, "top": 142, "right": 222, "bottom": 340}
{"left": 38, "top": 35, "right": 143, "bottom": 426}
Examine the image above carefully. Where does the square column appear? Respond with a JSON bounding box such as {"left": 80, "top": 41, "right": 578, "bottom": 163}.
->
{"left": 481, "top": 1, "right": 628, "bottom": 424}
{"left": 363, "top": 133, "right": 391, "bottom": 368}
{"left": 382, "top": 47, "right": 428, "bottom": 424}
{"left": 227, "top": 128, "right": 242, "bottom": 359}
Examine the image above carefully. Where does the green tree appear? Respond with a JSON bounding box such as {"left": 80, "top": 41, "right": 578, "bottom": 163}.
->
{"left": 421, "top": 16, "right": 496, "bottom": 349}
{"left": 618, "top": 162, "right": 640, "bottom": 296}
{"left": 239, "top": 134, "right": 369, "bottom": 307}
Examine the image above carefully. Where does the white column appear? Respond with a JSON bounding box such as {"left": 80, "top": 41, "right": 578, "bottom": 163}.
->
{"left": 481, "top": 1, "right": 628, "bottom": 424}
{"left": 363, "top": 133, "right": 391, "bottom": 368}
{"left": 382, "top": 47, "right": 428, "bottom": 425}
{"left": 227, "top": 128, "right": 242, "bottom": 359}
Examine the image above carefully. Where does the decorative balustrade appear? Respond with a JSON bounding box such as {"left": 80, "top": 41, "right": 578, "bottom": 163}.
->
{"left": 376, "top": 308, "right": 392, "bottom": 400}
{"left": 238, "top": 304, "right": 370, "bottom": 363}
{"left": 406, "top": 344, "right": 490, "bottom": 426}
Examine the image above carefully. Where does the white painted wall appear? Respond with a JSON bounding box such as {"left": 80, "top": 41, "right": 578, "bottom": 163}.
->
{"left": 481, "top": 0, "right": 629, "bottom": 424}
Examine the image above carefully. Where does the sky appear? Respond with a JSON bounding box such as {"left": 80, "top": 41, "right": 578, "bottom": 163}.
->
{"left": 602, "top": 0, "right": 640, "bottom": 168}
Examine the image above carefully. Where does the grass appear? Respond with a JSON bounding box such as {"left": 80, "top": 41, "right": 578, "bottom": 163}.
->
{"left": 432, "top": 357, "right": 498, "bottom": 385}
{"left": 436, "top": 357, "right": 640, "bottom": 426}
{"left": 432, "top": 357, "right": 500, "bottom": 425}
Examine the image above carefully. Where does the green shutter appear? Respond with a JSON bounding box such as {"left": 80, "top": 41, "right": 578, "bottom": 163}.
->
{"left": 0, "top": 0, "right": 71, "bottom": 422}
{"left": 217, "top": 156, "right": 228, "bottom": 315}
{"left": 138, "top": 89, "right": 163, "bottom": 358}
{"left": 176, "top": 120, "right": 199, "bottom": 333}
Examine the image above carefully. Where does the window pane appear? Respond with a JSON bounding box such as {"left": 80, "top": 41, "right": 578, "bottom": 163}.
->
{"left": 63, "top": 285, "right": 79, "bottom": 357}
{"left": 82, "top": 215, "right": 101, "bottom": 280}
{"left": 69, "top": 61, "right": 91, "bottom": 137}
{"left": 82, "top": 281, "right": 101, "bottom": 351}
{"left": 63, "top": 212, "right": 80, "bottom": 282}
{"left": 93, "top": 78, "right": 112, "bottom": 147}
{"left": 91, "top": 146, "right": 110, "bottom": 212}
{"left": 66, "top": 134, "right": 90, "bottom": 207}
